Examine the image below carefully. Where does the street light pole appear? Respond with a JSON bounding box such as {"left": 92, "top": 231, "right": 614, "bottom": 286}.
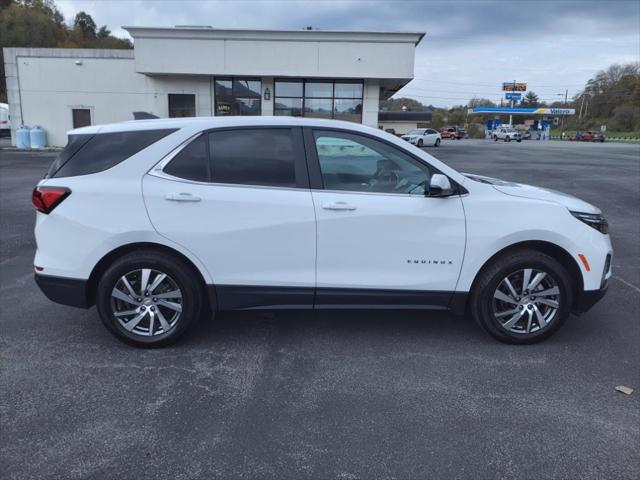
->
{"left": 509, "top": 79, "right": 515, "bottom": 126}
{"left": 556, "top": 89, "right": 568, "bottom": 139}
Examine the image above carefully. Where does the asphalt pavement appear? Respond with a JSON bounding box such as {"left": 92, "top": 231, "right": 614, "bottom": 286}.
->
{"left": 1, "top": 139, "right": 638, "bottom": 479}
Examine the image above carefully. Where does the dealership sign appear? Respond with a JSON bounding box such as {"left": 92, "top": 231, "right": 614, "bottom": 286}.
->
{"left": 505, "top": 92, "right": 522, "bottom": 101}
{"left": 502, "top": 82, "right": 527, "bottom": 92}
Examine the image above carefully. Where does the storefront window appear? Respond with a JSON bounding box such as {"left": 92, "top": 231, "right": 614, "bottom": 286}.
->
{"left": 214, "top": 77, "right": 261, "bottom": 116}
{"left": 274, "top": 80, "right": 363, "bottom": 122}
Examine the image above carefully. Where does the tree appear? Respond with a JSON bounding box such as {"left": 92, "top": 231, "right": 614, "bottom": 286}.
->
{"left": 380, "top": 97, "right": 430, "bottom": 111}
{"left": 468, "top": 98, "right": 496, "bottom": 108}
{"left": 522, "top": 91, "right": 540, "bottom": 107}
{"left": 73, "top": 11, "right": 97, "bottom": 40}
{"left": 97, "top": 25, "right": 110, "bottom": 39}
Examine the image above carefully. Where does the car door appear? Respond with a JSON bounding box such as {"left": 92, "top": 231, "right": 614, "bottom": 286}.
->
{"left": 143, "top": 127, "right": 317, "bottom": 309}
{"left": 304, "top": 128, "right": 466, "bottom": 308}
{"left": 425, "top": 129, "right": 438, "bottom": 146}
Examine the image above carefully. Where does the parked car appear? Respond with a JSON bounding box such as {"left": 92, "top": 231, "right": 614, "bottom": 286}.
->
{"left": 493, "top": 126, "right": 522, "bottom": 142}
{"left": 33, "top": 117, "right": 612, "bottom": 347}
{"left": 570, "top": 131, "right": 605, "bottom": 142}
{"left": 0, "top": 102, "right": 9, "bottom": 137}
{"left": 514, "top": 126, "right": 532, "bottom": 140}
{"left": 401, "top": 128, "right": 441, "bottom": 147}
{"left": 440, "top": 126, "right": 467, "bottom": 139}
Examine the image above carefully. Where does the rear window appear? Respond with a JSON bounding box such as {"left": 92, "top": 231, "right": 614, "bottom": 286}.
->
{"left": 48, "top": 129, "right": 177, "bottom": 178}
{"left": 209, "top": 129, "right": 297, "bottom": 188}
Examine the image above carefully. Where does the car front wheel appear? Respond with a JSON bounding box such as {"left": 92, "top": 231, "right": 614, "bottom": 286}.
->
{"left": 417, "top": 139, "right": 423, "bottom": 147}
{"left": 494, "top": 136, "right": 498, "bottom": 141}
{"left": 96, "top": 250, "right": 204, "bottom": 347}
{"left": 470, "top": 249, "right": 573, "bottom": 344}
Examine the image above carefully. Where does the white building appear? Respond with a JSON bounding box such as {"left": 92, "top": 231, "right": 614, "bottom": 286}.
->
{"left": 3, "top": 26, "right": 424, "bottom": 147}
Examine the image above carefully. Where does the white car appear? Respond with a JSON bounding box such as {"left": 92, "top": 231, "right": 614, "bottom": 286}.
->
{"left": 33, "top": 117, "right": 612, "bottom": 347}
{"left": 494, "top": 126, "right": 522, "bottom": 142}
{"left": 401, "top": 128, "right": 441, "bottom": 147}
{"left": 0, "top": 102, "right": 9, "bottom": 136}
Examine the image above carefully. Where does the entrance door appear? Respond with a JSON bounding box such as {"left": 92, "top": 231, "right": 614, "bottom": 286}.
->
{"left": 305, "top": 129, "right": 466, "bottom": 308}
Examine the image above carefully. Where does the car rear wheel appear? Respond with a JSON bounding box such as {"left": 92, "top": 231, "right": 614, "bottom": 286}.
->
{"left": 435, "top": 138, "right": 441, "bottom": 147}
{"left": 470, "top": 249, "right": 573, "bottom": 344}
{"left": 494, "top": 136, "right": 498, "bottom": 141}
{"left": 96, "top": 250, "right": 204, "bottom": 347}
{"left": 505, "top": 136, "right": 511, "bottom": 142}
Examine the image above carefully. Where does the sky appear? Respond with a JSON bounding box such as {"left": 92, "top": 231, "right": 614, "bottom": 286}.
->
{"left": 54, "top": 0, "right": 640, "bottom": 107}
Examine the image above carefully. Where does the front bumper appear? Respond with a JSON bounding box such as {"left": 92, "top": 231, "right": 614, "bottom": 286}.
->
{"left": 572, "top": 283, "right": 608, "bottom": 314}
{"left": 35, "top": 273, "right": 92, "bottom": 308}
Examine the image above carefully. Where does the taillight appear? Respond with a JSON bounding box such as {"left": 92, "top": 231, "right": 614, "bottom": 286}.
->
{"left": 32, "top": 186, "right": 71, "bottom": 214}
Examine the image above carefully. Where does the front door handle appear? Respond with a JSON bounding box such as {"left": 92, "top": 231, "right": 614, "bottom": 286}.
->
{"left": 322, "top": 201, "right": 356, "bottom": 211}
{"left": 165, "top": 193, "right": 201, "bottom": 202}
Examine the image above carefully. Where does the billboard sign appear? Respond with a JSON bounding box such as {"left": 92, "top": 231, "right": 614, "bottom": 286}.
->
{"left": 502, "top": 82, "right": 527, "bottom": 92}
{"left": 505, "top": 92, "right": 522, "bottom": 101}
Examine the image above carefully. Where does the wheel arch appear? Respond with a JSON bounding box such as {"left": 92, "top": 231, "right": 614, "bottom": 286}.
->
{"left": 461, "top": 240, "right": 583, "bottom": 314}
{"left": 86, "top": 242, "right": 215, "bottom": 310}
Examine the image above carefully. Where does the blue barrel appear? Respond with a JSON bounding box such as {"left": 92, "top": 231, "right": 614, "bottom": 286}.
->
{"left": 29, "top": 125, "right": 47, "bottom": 149}
{"left": 16, "top": 125, "right": 30, "bottom": 149}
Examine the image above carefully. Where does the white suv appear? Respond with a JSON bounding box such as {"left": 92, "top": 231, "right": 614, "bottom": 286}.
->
{"left": 33, "top": 117, "right": 612, "bottom": 347}
{"left": 494, "top": 126, "right": 522, "bottom": 142}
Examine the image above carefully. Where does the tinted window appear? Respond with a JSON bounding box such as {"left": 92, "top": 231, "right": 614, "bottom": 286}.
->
{"left": 50, "top": 129, "right": 177, "bottom": 178}
{"left": 169, "top": 94, "right": 195, "bottom": 118}
{"left": 209, "top": 129, "right": 297, "bottom": 187}
{"left": 46, "top": 134, "right": 94, "bottom": 178}
{"left": 314, "top": 131, "right": 431, "bottom": 194}
{"left": 164, "top": 134, "right": 209, "bottom": 182}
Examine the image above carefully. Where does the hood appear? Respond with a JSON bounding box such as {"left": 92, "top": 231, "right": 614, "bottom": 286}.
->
{"left": 464, "top": 173, "right": 600, "bottom": 214}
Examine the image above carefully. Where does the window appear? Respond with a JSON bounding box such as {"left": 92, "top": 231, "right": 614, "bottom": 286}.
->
{"left": 274, "top": 80, "right": 363, "bottom": 122}
{"left": 168, "top": 94, "right": 196, "bottom": 118}
{"left": 48, "top": 129, "right": 177, "bottom": 178}
{"left": 164, "top": 134, "right": 209, "bottom": 182}
{"left": 209, "top": 129, "right": 297, "bottom": 187}
{"left": 72, "top": 109, "right": 91, "bottom": 128}
{"left": 313, "top": 131, "right": 430, "bottom": 194}
{"left": 214, "top": 78, "right": 261, "bottom": 116}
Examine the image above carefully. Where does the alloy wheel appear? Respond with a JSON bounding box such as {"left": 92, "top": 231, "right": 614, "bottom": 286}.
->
{"left": 110, "top": 268, "right": 183, "bottom": 337}
{"left": 492, "top": 268, "right": 560, "bottom": 334}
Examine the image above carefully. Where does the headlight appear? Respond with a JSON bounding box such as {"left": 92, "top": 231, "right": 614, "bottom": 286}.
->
{"left": 571, "top": 211, "right": 609, "bottom": 234}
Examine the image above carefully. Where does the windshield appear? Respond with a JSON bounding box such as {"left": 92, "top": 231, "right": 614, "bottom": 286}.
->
{"left": 407, "top": 129, "right": 426, "bottom": 135}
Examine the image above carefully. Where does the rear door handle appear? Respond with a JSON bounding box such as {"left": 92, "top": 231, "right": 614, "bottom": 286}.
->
{"left": 322, "top": 201, "right": 357, "bottom": 211}
{"left": 165, "top": 193, "right": 201, "bottom": 202}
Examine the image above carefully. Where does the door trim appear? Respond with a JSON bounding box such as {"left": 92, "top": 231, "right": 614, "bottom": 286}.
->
{"left": 211, "top": 284, "right": 462, "bottom": 311}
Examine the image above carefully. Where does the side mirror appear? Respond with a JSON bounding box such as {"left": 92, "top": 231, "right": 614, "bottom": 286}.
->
{"left": 428, "top": 174, "right": 455, "bottom": 197}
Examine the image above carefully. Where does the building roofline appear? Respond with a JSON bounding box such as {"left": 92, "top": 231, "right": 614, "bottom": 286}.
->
{"left": 122, "top": 26, "right": 425, "bottom": 45}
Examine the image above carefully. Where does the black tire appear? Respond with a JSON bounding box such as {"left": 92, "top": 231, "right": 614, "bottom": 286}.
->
{"left": 96, "top": 250, "right": 205, "bottom": 347}
{"left": 505, "top": 136, "right": 511, "bottom": 142}
{"left": 469, "top": 249, "right": 574, "bottom": 344}
{"left": 435, "top": 138, "right": 441, "bottom": 147}
{"left": 517, "top": 139, "right": 522, "bottom": 142}
{"left": 494, "top": 136, "right": 498, "bottom": 141}
{"left": 417, "top": 139, "right": 423, "bottom": 148}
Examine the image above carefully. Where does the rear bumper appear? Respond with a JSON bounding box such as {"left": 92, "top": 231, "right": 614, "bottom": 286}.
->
{"left": 34, "top": 273, "right": 92, "bottom": 308}
{"left": 572, "top": 284, "right": 608, "bottom": 314}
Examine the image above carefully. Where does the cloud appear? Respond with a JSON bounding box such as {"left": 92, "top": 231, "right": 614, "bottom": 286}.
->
{"left": 54, "top": 0, "right": 640, "bottom": 107}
